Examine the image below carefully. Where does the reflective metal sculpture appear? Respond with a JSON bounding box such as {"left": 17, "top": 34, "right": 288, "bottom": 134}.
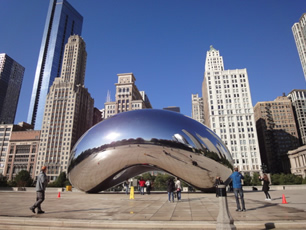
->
{"left": 68, "top": 109, "right": 233, "bottom": 193}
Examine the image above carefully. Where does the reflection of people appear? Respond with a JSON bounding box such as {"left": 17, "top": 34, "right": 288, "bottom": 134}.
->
{"left": 213, "top": 176, "right": 223, "bottom": 197}
{"left": 175, "top": 178, "right": 182, "bottom": 201}
{"left": 30, "top": 166, "right": 48, "bottom": 214}
{"left": 123, "top": 179, "right": 129, "bottom": 195}
{"left": 230, "top": 167, "right": 246, "bottom": 212}
{"left": 167, "top": 178, "right": 175, "bottom": 202}
{"left": 145, "top": 180, "right": 151, "bottom": 194}
{"left": 259, "top": 174, "right": 271, "bottom": 201}
{"left": 139, "top": 177, "right": 146, "bottom": 195}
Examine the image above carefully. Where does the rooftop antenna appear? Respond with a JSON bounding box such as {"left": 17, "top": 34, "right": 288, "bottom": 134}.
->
{"left": 106, "top": 90, "right": 111, "bottom": 102}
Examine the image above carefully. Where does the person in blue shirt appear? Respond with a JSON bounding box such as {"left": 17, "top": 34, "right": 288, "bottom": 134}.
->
{"left": 229, "top": 167, "right": 246, "bottom": 212}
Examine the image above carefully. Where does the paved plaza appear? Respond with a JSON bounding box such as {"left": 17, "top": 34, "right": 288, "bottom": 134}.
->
{"left": 0, "top": 187, "right": 306, "bottom": 229}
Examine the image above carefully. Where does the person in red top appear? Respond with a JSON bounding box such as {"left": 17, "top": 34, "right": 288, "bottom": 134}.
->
{"left": 139, "top": 177, "right": 146, "bottom": 195}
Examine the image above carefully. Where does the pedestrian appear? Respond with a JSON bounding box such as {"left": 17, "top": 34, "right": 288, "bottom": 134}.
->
{"left": 259, "top": 174, "right": 271, "bottom": 201}
{"left": 213, "top": 176, "right": 223, "bottom": 197}
{"left": 123, "top": 179, "right": 129, "bottom": 195}
{"left": 167, "top": 178, "right": 175, "bottom": 202}
{"left": 175, "top": 178, "right": 182, "bottom": 201}
{"left": 229, "top": 167, "right": 246, "bottom": 212}
{"left": 29, "top": 166, "right": 48, "bottom": 214}
{"left": 145, "top": 179, "right": 151, "bottom": 194}
{"left": 139, "top": 177, "right": 146, "bottom": 195}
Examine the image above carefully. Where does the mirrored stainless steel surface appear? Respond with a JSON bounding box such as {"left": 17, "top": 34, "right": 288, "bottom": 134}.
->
{"left": 68, "top": 109, "right": 234, "bottom": 193}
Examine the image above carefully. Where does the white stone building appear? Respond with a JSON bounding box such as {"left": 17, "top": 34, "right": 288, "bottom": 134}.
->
{"left": 202, "top": 46, "right": 261, "bottom": 174}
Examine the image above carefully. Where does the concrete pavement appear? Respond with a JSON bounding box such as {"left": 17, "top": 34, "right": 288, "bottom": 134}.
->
{"left": 0, "top": 188, "right": 306, "bottom": 229}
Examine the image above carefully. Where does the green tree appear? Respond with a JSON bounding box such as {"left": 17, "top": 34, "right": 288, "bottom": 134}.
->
{"left": 243, "top": 174, "right": 252, "bottom": 186}
{"left": 15, "top": 170, "right": 33, "bottom": 188}
{"left": 0, "top": 175, "right": 8, "bottom": 187}
{"left": 271, "top": 174, "right": 280, "bottom": 185}
{"left": 48, "top": 172, "right": 70, "bottom": 187}
{"left": 153, "top": 173, "right": 173, "bottom": 191}
{"left": 251, "top": 172, "right": 261, "bottom": 186}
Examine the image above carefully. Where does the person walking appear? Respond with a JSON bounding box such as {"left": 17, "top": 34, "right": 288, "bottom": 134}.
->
{"left": 29, "top": 166, "right": 48, "bottom": 214}
{"left": 175, "top": 178, "right": 182, "bottom": 201}
{"left": 167, "top": 178, "right": 175, "bottom": 202}
{"left": 139, "top": 177, "right": 146, "bottom": 195}
{"left": 259, "top": 174, "right": 271, "bottom": 201}
{"left": 229, "top": 167, "right": 246, "bottom": 212}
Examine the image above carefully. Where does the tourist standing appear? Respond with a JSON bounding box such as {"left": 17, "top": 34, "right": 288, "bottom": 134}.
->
{"left": 259, "top": 174, "right": 271, "bottom": 200}
{"left": 213, "top": 176, "right": 223, "bottom": 197}
{"left": 175, "top": 178, "right": 182, "bottom": 201}
{"left": 167, "top": 178, "right": 175, "bottom": 202}
{"left": 229, "top": 167, "right": 246, "bottom": 212}
{"left": 145, "top": 179, "right": 151, "bottom": 194}
{"left": 139, "top": 177, "right": 146, "bottom": 195}
{"left": 123, "top": 179, "right": 129, "bottom": 195}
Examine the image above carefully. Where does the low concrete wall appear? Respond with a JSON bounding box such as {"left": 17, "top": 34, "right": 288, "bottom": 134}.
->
{"left": 243, "top": 184, "right": 306, "bottom": 191}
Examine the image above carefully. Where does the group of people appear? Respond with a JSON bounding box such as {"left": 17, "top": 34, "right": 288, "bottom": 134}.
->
{"left": 30, "top": 165, "right": 272, "bottom": 214}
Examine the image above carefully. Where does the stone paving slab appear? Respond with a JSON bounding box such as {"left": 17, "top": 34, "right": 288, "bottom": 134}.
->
{"left": 0, "top": 189, "right": 306, "bottom": 229}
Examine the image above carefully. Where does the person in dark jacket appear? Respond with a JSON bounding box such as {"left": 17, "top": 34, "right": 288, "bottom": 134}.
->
{"left": 229, "top": 167, "right": 246, "bottom": 212}
{"left": 167, "top": 178, "right": 175, "bottom": 202}
{"left": 213, "top": 176, "right": 223, "bottom": 197}
{"left": 259, "top": 174, "right": 271, "bottom": 200}
{"left": 29, "top": 166, "right": 48, "bottom": 214}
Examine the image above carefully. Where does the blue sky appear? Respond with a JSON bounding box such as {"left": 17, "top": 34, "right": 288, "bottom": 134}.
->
{"left": 1, "top": 0, "right": 305, "bottom": 124}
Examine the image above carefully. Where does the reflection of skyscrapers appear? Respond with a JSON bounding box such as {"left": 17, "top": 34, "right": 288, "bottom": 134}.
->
{"left": 202, "top": 46, "right": 261, "bottom": 173}
{"left": 36, "top": 35, "right": 93, "bottom": 180}
{"left": 28, "top": 0, "right": 83, "bottom": 130}
{"left": 292, "top": 13, "right": 306, "bottom": 81}
{"left": 104, "top": 73, "right": 152, "bottom": 118}
{"left": 0, "top": 53, "right": 25, "bottom": 124}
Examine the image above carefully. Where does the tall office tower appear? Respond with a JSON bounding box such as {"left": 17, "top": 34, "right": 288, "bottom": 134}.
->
{"left": 254, "top": 95, "right": 299, "bottom": 173}
{"left": 104, "top": 73, "right": 152, "bottom": 119}
{"left": 191, "top": 94, "right": 204, "bottom": 124}
{"left": 287, "top": 89, "right": 306, "bottom": 145}
{"left": 292, "top": 13, "right": 306, "bottom": 81}
{"left": 28, "top": 0, "right": 83, "bottom": 130}
{"left": 36, "top": 35, "right": 93, "bottom": 180}
{"left": 202, "top": 46, "right": 261, "bottom": 174}
{"left": 0, "top": 54, "right": 25, "bottom": 124}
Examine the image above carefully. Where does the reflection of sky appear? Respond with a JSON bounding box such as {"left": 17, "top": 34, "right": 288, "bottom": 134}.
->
{"left": 72, "top": 109, "right": 232, "bottom": 160}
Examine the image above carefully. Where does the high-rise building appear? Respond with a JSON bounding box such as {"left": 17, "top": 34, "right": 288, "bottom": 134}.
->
{"left": 0, "top": 54, "right": 25, "bottom": 124}
{"left": 191, "top": 94, "right": 204, "bottom": 124}
{"left": 28, "top": 0, "right": 83, "bottom": 130}
{"left": 287, "top": 89, "right": 306, "bottom": 145}
{"left": 104, "top": 73, "right": 152, "bottom": 118}
{"left": 254, "top": 95, "right": 299, "bottom": 173}
{"left": 202, "top": 46, "right": 261, "bottom": 174}
{"left": 292, "top": 13, "right": 306, "bottom": 81}
{"left": 36, "top": 35, "right": 93, "bottom": 180}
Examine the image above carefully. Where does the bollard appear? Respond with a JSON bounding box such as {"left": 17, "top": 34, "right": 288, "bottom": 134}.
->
{"left": 216, "top": 185, "right": 236, "bottom": 230}
{"left": 129, "top": 186, "right": 134, "bottom": 199}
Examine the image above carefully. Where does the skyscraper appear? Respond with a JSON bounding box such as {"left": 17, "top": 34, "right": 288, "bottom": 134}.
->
{"left": 191, "top": 94, "right": 204, "bottom": 124}
{"left": 36, "top": 35, "right": 93, "bottom": 179}
{"left": 104, "top": 73, "right": 152, "bottom": 119}
{"left": 0, "top": 53, "right": 25, "bottom": 124}
{"left": 202, "top": 46, "right": 262, "bottom": 174}
{"left": 254, "top": 95, "right": 299, "bottom": 173}
{"left": 292, "top": 13, "right": 306, "bottom": 81}
{"left": 28, "top": 0, "right": 83, "bottom": 130}
{"left": 287, "top": 89, "right": 306, "bottom": 145}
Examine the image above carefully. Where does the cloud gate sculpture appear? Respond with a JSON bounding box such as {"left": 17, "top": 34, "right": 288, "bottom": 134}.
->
{"left": 68, "top": 109, "right": 234, "bottom": 193}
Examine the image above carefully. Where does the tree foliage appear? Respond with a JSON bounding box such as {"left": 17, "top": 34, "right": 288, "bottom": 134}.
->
{"left": 15, "top": 170, "right": 33, "bottom": 187}
{"left": 48, "top": 172, "right": 70, "bottom": 187}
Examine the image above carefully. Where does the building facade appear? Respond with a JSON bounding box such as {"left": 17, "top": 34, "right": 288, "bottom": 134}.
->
{"left": 202, "top": 46, "right": 261, "bottom": 174}
{"left": 288, "top": 145, "right": 306, "bottom": 178}
{"left": 104, "top": 73, "right": 152, "bottom": 119}
{"left": 5, "top": 129, "right": 40, "bottom": 180}
{"left": 254, "top": 95, "right": 300, "bottom": 173}
{"left": 287, "top": 89, "right": 306, "bottom": 145}
{"left": 292, "top": 13, "right": 306, "bottom": 81}
{"left": 28, "top": 0, "right": 83, "bottom": 130}
{"left": 36, "top": 35, "right": 93, "bottom": 180}
{"left": 0, "top": 54, "right": 25, "bottom": 124}
{"left": 191, "top": 94, "right": 204, "bottom": 124}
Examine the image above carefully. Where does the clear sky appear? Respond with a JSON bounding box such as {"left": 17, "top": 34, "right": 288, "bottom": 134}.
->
{"left": 1, "top": 0, "right": 305, "bottom": 124}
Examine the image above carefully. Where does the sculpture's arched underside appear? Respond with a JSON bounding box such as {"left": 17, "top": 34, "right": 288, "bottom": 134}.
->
{"left": 68, "top": 109, "right": 234, "bottom": 193}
